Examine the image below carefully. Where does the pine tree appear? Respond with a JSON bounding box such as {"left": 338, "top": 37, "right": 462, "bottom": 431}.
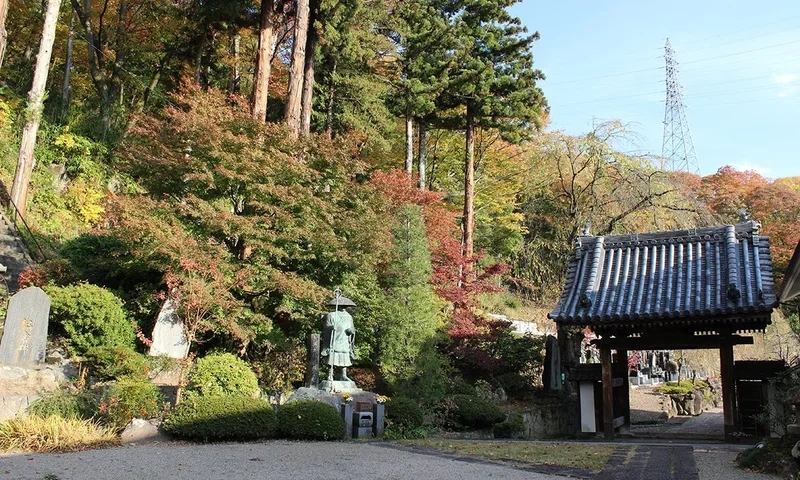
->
{"left": 438, "top": 0, "right": 547, "bottom": 278}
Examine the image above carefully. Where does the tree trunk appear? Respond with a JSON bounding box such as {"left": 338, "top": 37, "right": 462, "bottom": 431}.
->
{"left": 251, "top": 0, "right": 274, "bottom": 122}
{"left": 462, "top": 102, "right": 476, "bottom": 279}
{"left": 194, "top": 25, "right": 207, "bottom": 86}
{"left": 405, "top": 113, "right": 413, "bottom": 177}
{"left": 325, "top": 58, "right": 337, "bottom": 140}
{"left": 418, "top": 119, "right": 428, "bottom": 190}
{"left": 228, "top": 33, "right": 240, "bottom": 93}
{"left": 285, "top": 0, "right": 310, "bottom": 137}
{"left": 61, "top": 11, "right": 76, "bottom": 122}
{"left": 11, "top": 0, "right": 62, "bottom": 217}
{"left": 299, "top": 0, "right": 319, "bottom": 136}
{"left": 0, "top": 0, "right": 9, "bottom": 70}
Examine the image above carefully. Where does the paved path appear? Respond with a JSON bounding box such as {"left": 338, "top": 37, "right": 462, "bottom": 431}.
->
{"left": 631, "top": 408, "right": 724, "bottom": 439}
{"left": 0, "top": 440, "right": 780, "bottom": 480}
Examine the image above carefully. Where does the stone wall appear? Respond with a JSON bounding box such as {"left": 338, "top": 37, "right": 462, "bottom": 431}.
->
{"left": 0, "top": 364, "right": 74, "bottom": 420}
{"left": 520, "top": 400, "right": 576, "bottom": 438}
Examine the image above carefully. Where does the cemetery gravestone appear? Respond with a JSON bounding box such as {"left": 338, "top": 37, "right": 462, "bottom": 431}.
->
{"left": 149, "top": 298, "right": 189, "bottom": 358}
{"left": 0, "top": 287, "right": 51, "bottom": 366}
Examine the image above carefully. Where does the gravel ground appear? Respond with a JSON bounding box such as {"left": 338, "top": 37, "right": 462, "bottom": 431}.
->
{"left": 630, "top": 385, "right": 669, "bottom": 424}
{"left": 0, "top": 441, "right": 567, "bottom": 480}
{"left": 695, "top": 447, "right": 781, "bottom": 480}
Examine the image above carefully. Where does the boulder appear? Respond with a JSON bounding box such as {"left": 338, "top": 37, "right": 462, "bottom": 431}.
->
{"left": 121, "top": 418, "right": 170, "bottom": 445}
{"left": 792, "top": 441, "right": 800, "bottom": 460}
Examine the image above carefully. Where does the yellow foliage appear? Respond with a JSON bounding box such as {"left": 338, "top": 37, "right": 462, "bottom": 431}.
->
{"left": 64, "top": 179, "right": 106, "bottom": 225}
{"left": 54, "top": 132, "right": 94, "bottom": 158}
{"left": 0, "top": 415, "right": 118, "bottom": 453}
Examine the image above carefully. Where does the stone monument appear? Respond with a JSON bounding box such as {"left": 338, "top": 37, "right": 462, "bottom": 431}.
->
{"left": 319, "top": 289, "right": 360, "bottom": 393}
{"left": 0, "top": 287, "right": 51, "bottom": 366}
{"left": 149, "top": 298, "right": 189, "bottom": 358}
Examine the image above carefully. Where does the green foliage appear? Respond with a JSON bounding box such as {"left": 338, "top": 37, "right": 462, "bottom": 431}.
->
{"left": 99, "top": 376, "right": 165, "bottom": 432}
{"left": 385, "top": 397, "right": 424, "bottom": 429}
{"left": 27, "top": 391, "right": 98, "bottom": 421}
{"left": 186, "top": 352, "right": 260, "bottom": 398}
{"left": 657, "top": 380, "right": 708, "bottom": 395}
{"left": 45, "top": 284, "right": 136, "bottom": 356}
{"left": 493, "top": 414, "right": 524, "bottom": 439}
{"left": 378, "top": 206, "right": 447, "bottom": 404}
{"left": 162, "top": 396, "right": 277, "bottom": 441}
{"left": 84, "top": 347, "right": 150, "bottom": 382}
{"left": 276, "top": 400, "right": 345, "bottom": 441}
{"left": 438, "top": 394, "right": 506, "bottom": 431}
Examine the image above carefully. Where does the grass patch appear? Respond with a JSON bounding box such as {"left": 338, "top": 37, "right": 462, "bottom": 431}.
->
{"left": 400, "top": 439, "right": 616, "bottom": 473}
{"left": 0, "top": 416, "right": 119, "bottom": 453}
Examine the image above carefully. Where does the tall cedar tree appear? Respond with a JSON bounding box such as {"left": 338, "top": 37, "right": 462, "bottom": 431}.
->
{"left": 252, "top": 0, "right": 275, "bottom": 121}
{"left": 378, "top": 205, "right": 444, "bottom": 394}
{"left": 314, "top": 0, "right": 393, "bottom": 145}
{"left": 438, "top": 0, "right": 547, "bottom": 278}
{"left": 285, "top": 0, "right": 310, "bottom": 136}
{"left": 387, "top": 0, "right": 453, "bottom": 183}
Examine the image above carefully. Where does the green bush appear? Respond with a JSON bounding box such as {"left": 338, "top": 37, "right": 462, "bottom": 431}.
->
{"left": 46, "top": 284, "right": 136, "bottom": 355}
{"left": 386, "top": 397, "right": 424, "bottom": 429}
{"left": 439, "top": 394, "right": 506, "bottom": 430}
{"left": 162, "top": 396, "right": 277, "bottom": 441}
{"left": 27, "top": 390, "right": 98, "bottom": 420}
{"left": 99, "top": 376, "right": 164, "bottom": 431}
{"left": 658, "top": 380, "right": 709, "bottom": 395}
{"left": 185, "top": 352, "right": 260, "bottom": 398}
{"left": 493, "top": 414, "right": 524, "bottom": 439}
{"left": 276, "top": 400, "right": 344, "bottom": 441}
{"left": 84, "top": 346, "right": 150, "bottom": 381}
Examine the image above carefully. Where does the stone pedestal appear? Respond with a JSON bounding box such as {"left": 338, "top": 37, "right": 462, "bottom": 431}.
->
{"left": 373, "top": 403, "right": 385, "bottom": 437}
{"left": 340, "top": 403, "right": 353, "bottom": 439}
{"left": 319, "top": 379, "right": 361, "bottom": 393}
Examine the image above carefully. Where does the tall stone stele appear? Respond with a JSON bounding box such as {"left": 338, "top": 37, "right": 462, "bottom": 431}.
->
{"left": 0, "top": 287, "right": 51, "bottom": 366}
{"left": 319, "top": 289, "right": 360, "bottom": 393}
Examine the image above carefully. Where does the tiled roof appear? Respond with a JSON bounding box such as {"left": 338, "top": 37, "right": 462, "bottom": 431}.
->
{"left": 548, "top": 221, "right": 778, "bottom": 330}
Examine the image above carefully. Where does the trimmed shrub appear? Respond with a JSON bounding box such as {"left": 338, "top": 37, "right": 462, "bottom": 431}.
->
{"left": 84, "top": 346, "right": 150, "bottom": 381}
{"left": 276, "top": 400, "right": 344, "bottom": 440}
{"left": 27, "top": 390, "right": 97, "bottom": 420}
{"left": 46, "top": 284, "right": 136, "bottom": 355}
{"left": 386, "top": 397, "right": 424, "bottom": 429}
{"left": 439, "top": 394, "right": 506, "bottom": 430}
{"left": 99, "top": 376, "right": 164, "bottom": 431}
{"left": 162, "top": 396, "right": 277, "bottom": 441}
{"left": 186, "top": 352, "right": 260, "bottom": 398}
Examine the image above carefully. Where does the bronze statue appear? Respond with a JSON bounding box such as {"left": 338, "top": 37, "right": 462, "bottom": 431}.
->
{"left": 321, "top": 289, "right": 356, "bottom": 383}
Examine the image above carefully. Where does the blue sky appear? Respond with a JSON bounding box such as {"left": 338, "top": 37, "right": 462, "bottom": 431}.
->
{"left": 512, "top": 0, "right": 800, "bottom": 179}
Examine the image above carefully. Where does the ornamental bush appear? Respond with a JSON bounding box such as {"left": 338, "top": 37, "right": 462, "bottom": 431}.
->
{"left": 99, "top": 376, "right": 165, "bottom": 432}
{"left": 46, "top": 284, "right": 136, "bottom": 356}
{"left": 27, "top": 390, "right": 98, "bottom": 421}
{"left": 276, "top": 400, "right": 344, "bottom": 440}
{"left": 162, "top": 396, "right": 277, "bottom": 441}
{"left": 439, "top": 394, "right": 506, "bottom": 431}
{"left": 185, "top": 352, "right": 260, "bottom": 398}
{"left": 386, "top": 397, "right": 424, "bottom": 429}
{"left": 84, "top": 346, "right": 150, "bottom": 381}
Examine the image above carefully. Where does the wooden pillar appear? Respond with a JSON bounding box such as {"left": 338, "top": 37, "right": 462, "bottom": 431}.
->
{"left": 616, "top": 349, "right": 631, "bottom": 434}
{"left": 600, "top": 345, "right": 614, "bottom": 439}
{"left": 719, "top": 338, "right": 738, "bottom": 437}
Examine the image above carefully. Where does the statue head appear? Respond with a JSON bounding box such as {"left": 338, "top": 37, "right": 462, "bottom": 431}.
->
{"left": 326, "top": 288, "right": 356, "bottom": 312}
